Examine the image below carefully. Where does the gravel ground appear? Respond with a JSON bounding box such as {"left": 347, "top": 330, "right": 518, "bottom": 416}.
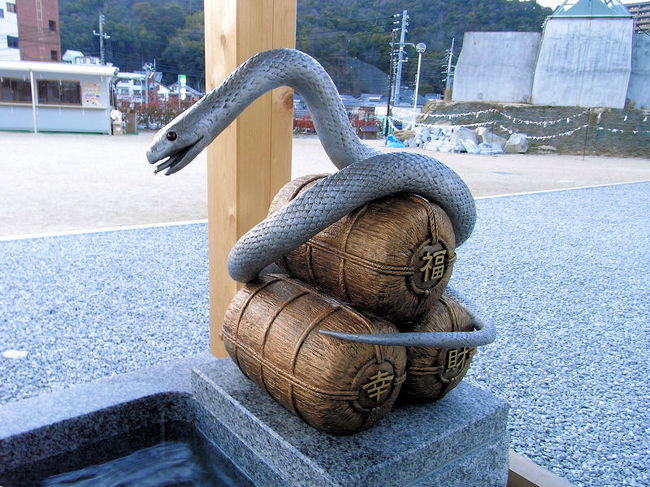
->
{"left": 0, "top": 225, "right": 209, "bottom": 402}
{"left": 1, "top": 182, "right": 648, "bottom": 487}
{"left": 457, "top": 182, "right": 650, "bottom": 487}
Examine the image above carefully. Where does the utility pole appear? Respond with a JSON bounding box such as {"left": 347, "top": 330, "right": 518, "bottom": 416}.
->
{"left": 385, "top": 23, "right": 398, "bottom": 135}
{"left": 93, "top": 14, "right": 110, "bottom": 65}
{"left": 412, "top": 42, "right": 426, "bottom": 127}
{"left": 142, "top": 62, "right": 154, "bottom": 105}
{"left": 444, "top": 37, "right": 455, "bottom": 101}
{"left": 393, "top": 10, "right": 409, "bottom": 106}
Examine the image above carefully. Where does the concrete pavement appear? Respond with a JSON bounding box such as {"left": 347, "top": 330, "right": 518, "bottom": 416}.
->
{"left": 1, "top": 131, "right": 648, "bottom": 238}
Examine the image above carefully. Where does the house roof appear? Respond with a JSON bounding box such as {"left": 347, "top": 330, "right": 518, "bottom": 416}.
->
{"left": 116, "top": 72, "right": 145, "bottom": 81}
{"left": 0, "top": 60, "right": 118, "bottom": 77}
{"left": 552, "top": 0, "right": 632, "bottom": 17}
{"left": 62, "top": 50, "right": 84, "bottom": 62}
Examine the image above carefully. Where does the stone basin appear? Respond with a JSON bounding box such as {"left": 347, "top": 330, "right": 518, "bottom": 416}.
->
{"left": 0, "top": 353, "right": 509, "bottom": 486}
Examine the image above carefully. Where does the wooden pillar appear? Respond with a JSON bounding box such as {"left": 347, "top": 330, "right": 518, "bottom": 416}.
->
{"left": 204, "top": 0, "right": 296, "bottom": 357}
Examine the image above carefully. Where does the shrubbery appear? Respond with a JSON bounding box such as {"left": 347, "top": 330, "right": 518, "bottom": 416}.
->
{"left": 116, "top": 100, "right": 197, "bottom": 130}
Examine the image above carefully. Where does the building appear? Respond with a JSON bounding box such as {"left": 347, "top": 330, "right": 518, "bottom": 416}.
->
{"left": 0, "top": 60, "right": 117, "bottom": 133}
{"left": 452, "top": 0, "right": 648, "bottom": 109}
{"left": 168, "top": 81, "right": 204, "bottom": 103}
{"left": 17, "top": 0, "right": 61, "bottom": 61}
{"left": 626, "top": 1, "right": 650, "bottom": 32}
{"left": 62, "top": 49, "right": 83, "bottom": 63}
{"left": 0, "top": 0, "right": 60, "bottom": 62}
{"left": 73, "top": 55, "right": 100, "bottom": 65}
{"left": 114, "top": 72, "right": 145, "bottom": 106}
{"left": 0, "top": 1, "right": 19, "bottom": 61}
{"left": 150, "top": 78, "right": 170, "bottom": 102}
{"left": 141, "top": 72, "right": 170, "bottom": 104}
{"left": 114, "top": 71, "right": 173, "bottom": 107}
{"left": 61, "top": 49, "right": 100, "bottom": 65}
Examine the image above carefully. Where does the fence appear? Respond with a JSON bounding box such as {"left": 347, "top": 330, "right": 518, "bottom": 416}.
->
{"left": 415, "top": 102, "right": 650, "bottom": 158}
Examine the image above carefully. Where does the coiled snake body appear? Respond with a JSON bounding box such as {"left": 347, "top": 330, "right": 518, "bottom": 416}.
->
{"left": 147, "top": 49, "right": 494, "bottom": 348}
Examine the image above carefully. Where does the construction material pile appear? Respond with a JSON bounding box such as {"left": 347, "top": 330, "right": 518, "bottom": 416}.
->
{"left": 393, "top": 125, "right": 529, "bottom": 154}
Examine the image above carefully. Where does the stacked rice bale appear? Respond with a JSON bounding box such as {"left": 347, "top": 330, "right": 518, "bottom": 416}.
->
{"left": 222, "top": 175, "right": 478, "bottom": 435}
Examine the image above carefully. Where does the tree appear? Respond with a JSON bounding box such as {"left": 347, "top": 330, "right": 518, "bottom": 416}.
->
{"left": 58, "top": 0, "right": 552, "bottom": 95}
{"left": 161, "top": 11, "right": 205, "bottom": 89}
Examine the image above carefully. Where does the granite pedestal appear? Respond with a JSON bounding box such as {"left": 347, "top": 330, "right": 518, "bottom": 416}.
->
{"left": 192, "top": 358, "right": 510, "bottom": 487}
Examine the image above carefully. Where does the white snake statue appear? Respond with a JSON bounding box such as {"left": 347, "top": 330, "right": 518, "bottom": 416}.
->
{"left": 146, "top": 49, "right": 494, "bottom": 349}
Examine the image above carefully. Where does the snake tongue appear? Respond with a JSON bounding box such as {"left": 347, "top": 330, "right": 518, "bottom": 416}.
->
{"left": 152, "top": 136, "right": 203, "bottom": 175}
{"left": 154, "top": 157, "right": 175, "bottom": 174}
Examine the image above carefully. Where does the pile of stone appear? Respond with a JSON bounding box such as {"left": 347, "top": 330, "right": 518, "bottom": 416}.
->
{"left": 394, "top": 125, "right": 529, "bottom": 155}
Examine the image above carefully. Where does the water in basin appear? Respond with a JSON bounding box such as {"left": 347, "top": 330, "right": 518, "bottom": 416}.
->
{"left": 2, "top": 421, "right": 254, "bottom": 487}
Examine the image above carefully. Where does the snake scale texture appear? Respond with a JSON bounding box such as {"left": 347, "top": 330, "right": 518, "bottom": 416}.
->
{"left": 147, "top": 49, "right": 494, "bottom": 348}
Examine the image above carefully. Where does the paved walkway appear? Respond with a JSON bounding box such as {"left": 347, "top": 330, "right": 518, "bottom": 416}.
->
{"left": 2, "top": 131, "right": 649, "bottom": 238}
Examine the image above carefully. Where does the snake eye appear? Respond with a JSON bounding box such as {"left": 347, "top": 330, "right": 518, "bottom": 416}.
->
{"left": 166, "top": 131, "right": 177, "bottom": 141}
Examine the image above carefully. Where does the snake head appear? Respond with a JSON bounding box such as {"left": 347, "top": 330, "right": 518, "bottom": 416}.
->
{"left": 146, "top": 105, "right": 208, "bottom": 176}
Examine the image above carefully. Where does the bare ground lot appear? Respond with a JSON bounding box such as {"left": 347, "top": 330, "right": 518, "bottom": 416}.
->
{"left": 1, "top": 131, "right": 649, "bottom": 238}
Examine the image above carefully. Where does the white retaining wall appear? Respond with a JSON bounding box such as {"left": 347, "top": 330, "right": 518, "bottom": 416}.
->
{"left": 452, "top": 32, "right": 541, "bottom": 104}
{"left": 531, "top": 17, "right": 634, "bottom": 109}
{"left": 626, "top": 34, "right": 650, "bottom": 110}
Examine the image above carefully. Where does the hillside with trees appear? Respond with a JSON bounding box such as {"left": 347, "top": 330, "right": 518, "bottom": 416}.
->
{"left": 59, "top": 0, "right": 204, "bottom": 87}
{"left": 59, "top": 0, "right": 552, "bottom": 94}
